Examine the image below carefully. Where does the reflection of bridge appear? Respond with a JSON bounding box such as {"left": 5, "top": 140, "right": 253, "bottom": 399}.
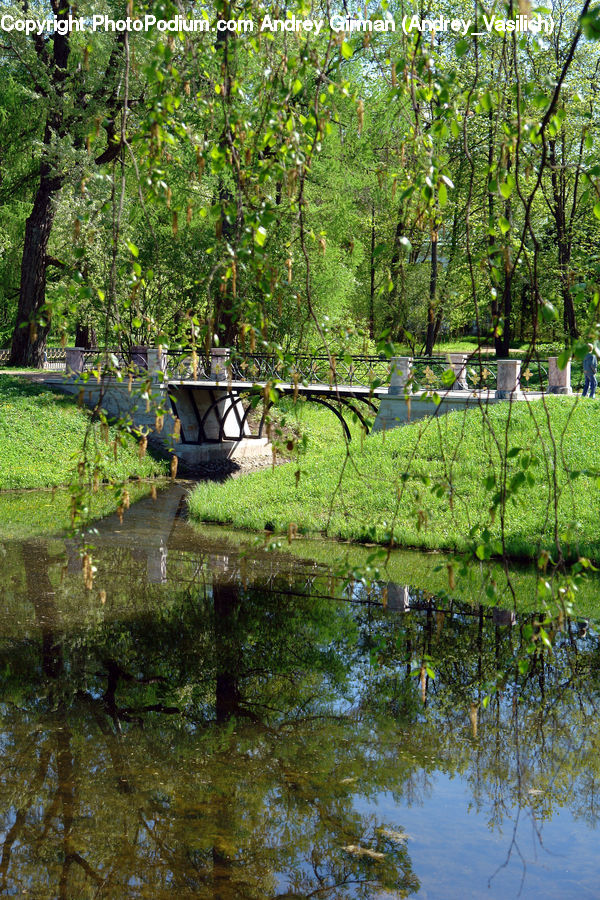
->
{"left": 32, "top": 346, "right": 576, "bottom": 463}
{"left": 70, "top": 485, "right": 520, "bottom": 632}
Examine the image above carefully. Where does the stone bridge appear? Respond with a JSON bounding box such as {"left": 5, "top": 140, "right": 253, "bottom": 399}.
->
{"left": 38, "top": 347, "right": 573, "bottom": 464}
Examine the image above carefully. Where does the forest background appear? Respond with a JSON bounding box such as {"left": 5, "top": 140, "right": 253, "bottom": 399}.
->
{"left": 3, "top": 0, "right": 600, "bottom": 367}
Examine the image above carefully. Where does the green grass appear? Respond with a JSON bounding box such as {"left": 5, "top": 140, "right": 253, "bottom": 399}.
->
{"left": 189, "top": 396, "right": 600, "bottom": 562}
{"left": 0, "top": 374, "right": 167, "bottom": 490}
{"left": 0, "top": 483, "right": 158, "bottom": 541}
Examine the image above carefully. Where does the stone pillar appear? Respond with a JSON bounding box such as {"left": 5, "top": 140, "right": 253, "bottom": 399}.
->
{"left": 65, "top": 347, "right": 84, "bottom": 375}
{"left": 495, "top": 359, "right": 522, "bottom": 399}
{"left": 211, "top": 347, "right": 231, "bottom": 381}
{"left": 389, "top": 356, "right": 413, "bottom": 395}
{"left": 386, "top": 584, "right": 411, "bottom": 611}
{"left": 147, "top": 347, "right": 167, "bottom": 382}
{"left": 547, "top": 357, "right": 572, "bottom": 394}
{"left": 448, "top": 353, "right": 468, "bottom": 390}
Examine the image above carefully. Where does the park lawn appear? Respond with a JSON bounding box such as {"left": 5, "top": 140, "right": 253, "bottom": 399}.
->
{"left": 0, "top": 374, "right": 167, "bottom": 490}
{"left": 189, "top": 397, "right": 600, "bottom": 562}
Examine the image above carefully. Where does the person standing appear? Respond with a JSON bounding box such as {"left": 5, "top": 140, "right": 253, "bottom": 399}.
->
{"left": 582, "top": 345, "right": 597, "bottom": 398}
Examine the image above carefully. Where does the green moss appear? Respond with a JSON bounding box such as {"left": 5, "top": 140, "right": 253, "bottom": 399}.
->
{"left": 189, "top": 397, "right": 600, "bottom": 562}
{"left": 0, "top": 374, "right": 167, "bottom": 490}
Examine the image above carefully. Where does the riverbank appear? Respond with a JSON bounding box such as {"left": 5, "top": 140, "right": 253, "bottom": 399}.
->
{"left": 189, "top": 397, "right": 600, "bottom": 562}
{"left": 0, "top": 374, "right": 167, "bottom": 490}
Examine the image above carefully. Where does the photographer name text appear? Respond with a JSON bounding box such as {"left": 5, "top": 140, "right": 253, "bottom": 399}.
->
{"left": 0, "top": 12, "right": 554, "bottom": 37}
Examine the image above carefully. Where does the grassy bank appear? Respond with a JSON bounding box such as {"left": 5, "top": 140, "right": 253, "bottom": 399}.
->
{"left": 189, "top": 397, "right": 600, "bottom": 562}
{"left": 0, "top": 374, "right": 167, "bottom": 490}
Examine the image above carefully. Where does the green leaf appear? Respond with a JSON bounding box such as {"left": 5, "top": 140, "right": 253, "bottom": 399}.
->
{"left": 126, "top": 241, "right": 139, "bottom": 258}
{"left": 480, "top": 91, "right": 492, "bottom": 112}
{"left": 455, "top": 39, "right": 469, "bottom": 57}
{"left": 341, "top": 41, "right": 353, "bottom": 59}
{"left": 499, "top": 215, "right": 510, "bottom": 234}
{"left": 509, "top": 471, "right": 526, "bottom": 490}
{"left": 499, "top": 175, "right": 515, "bottom": 199}
{"left": 538, "top": 627, "right": 553, "bottom": 650}
{"left": 582, "top": 7, "right": 600, "bottom": 39}
{"left": 593, "top": 202, "right": 600, "bottom": 220}
{"left": 438, "top": 183, "right": 448, "bottom": 207}
{"left": 254, "top": 226, "right": 267, "bottom": 247}
{"left": 541, "top": 300, "right": 558, "bottom": 322}
{"left": 292, "top": 78, "right": 302, "bottom": 95}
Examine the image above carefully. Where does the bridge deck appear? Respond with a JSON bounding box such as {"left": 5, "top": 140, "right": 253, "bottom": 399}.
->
{"left": 167, "top": 380, "right": 540, "bottom": 403}
{"left": 167, "top": 379, "right": 390, "bottom": 396}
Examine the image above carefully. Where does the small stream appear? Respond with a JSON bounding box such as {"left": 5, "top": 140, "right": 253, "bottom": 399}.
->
{"left": 0, "top": 485, "right": 599, "bottom": 898}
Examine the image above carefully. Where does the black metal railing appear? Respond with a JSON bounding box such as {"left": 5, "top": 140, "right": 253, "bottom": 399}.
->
{"left": 0, "top": 344, "right": 574, "bottom": 394}
{"left": 227, "top": 353, "right": 391, "bottom": 387}
{"left": 0, "top": 347, "right": 66, "bottom": 370}
{"left": 164, "top": 350, "right": 210, "bottom": 380}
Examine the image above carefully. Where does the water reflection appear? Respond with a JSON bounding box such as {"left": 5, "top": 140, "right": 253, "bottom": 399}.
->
{"left": 0, "top": 488, "right": 599, "bottom": 897}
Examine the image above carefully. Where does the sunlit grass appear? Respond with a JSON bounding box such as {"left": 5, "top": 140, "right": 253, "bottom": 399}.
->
{"left": 0, "top": 374, "right": 167, "bottom": 490}
{"left": 189, "top": 396, "right": 600, "bottom": 562}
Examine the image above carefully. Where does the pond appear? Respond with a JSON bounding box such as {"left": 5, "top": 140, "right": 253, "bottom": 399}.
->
{"left": 0, "top": 486, "right": 598, "bottom": 898}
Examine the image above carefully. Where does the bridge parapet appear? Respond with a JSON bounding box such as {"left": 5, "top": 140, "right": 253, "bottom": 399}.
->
{"left": 58, "top": 345, "right": 572, "bottom": 399}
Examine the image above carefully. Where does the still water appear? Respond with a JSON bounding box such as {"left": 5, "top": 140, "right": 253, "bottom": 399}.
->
{"left": 0, "top": 486, "right": 599, "bottom": 898}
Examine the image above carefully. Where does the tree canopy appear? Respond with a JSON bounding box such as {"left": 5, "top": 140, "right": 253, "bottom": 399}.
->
{"left": 2, "top": 0, "right": 600, "bottom": 361}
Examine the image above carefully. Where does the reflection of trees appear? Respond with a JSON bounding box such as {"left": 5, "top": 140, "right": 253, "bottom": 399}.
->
{"left": 356, "top": 586, "right": 600, "bottom": 852}
{"left": 3, "top": 535, "right": 600, "bottom": 896}
{"left": 0, "top": 541, "right": 420, "bottom": 897}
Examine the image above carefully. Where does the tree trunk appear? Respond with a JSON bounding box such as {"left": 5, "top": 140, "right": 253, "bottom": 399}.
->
{"left": 549, "top": 138, "right": 578, "bottom": 340}
{"left": 496, "top": 267, "right": 512, "bottom": 357}
{"left": 212, "top": 9, "right": 239, "bottom": 349}
{"left": 496, "top": 139, "right": 513, "bottom": 358}
{"left": 9, "top": 167, "right": 62, "bottom": 367}
{"left": 425, "top": 230, "right": 438, "bottom": 355}
{"left": 213, "top": 582, "right": 242, "bottom": 723}
{"left": 369, "top": 203, "right": 375, "bottom": 340}
{"left": 519, "top": 282, "right": 529, "bottom": 341}
{"left": 75, "top": 323, "right": 98, "bottom": 350}
{"left": 389, "top": 210, "right": 408, "bottom": 343}
{"left": 9, "top": 20, "right": 70, "bottom": 367}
